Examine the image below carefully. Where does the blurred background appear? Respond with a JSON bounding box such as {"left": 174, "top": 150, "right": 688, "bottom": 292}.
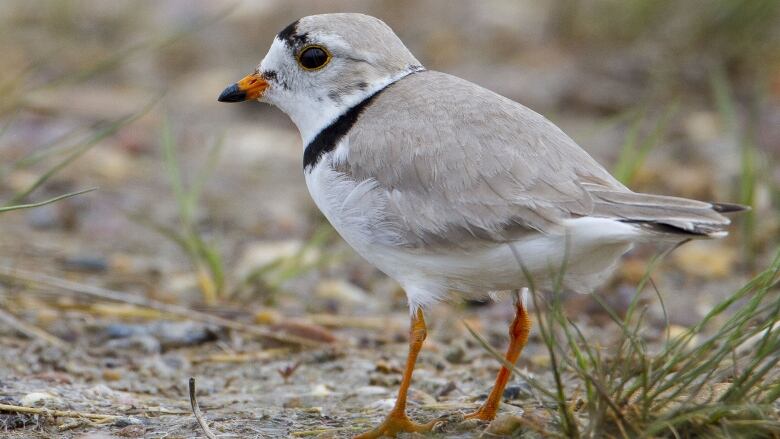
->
{"left": 0, "top": 1, "right": 778, "bottom": 437}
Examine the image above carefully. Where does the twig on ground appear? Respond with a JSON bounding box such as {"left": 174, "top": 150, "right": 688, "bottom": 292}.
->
{"left": 190, "top": 348, "right": 289, "bottom": 364}
{"left": 277, "top": 361, "right": 301, "bottom": 384}
{"left": 306, "top": 313, "right": 395, "bottom": 330}
{"left": 291, "top": 426, "right": 364, "bottom": 437}
{"left": 0, "top": 403, "right": 120, "bottom": 422}
{"left": 0, "top": 266, "right": 323, "bottom": 347}
{"left": 188, "top": 378, "right": 217, "bottom": 439}
{"left": 0, "top": 306, "right": 70, "bottom": 349}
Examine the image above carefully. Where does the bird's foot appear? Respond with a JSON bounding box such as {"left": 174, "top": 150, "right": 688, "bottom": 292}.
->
{"left": 462, "top": 405, "right": 497, "bottom": 422}
{"left": 354, "top": 412, "right": 436, "bottom": 438}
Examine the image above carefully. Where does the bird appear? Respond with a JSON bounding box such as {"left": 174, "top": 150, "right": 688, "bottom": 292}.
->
{"left": 218, "top": 13, "right": 746, "bottom": 438}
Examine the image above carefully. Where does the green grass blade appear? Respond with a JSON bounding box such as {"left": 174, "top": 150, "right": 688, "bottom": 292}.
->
{"left": 0, "top": 187, "right": 95, "bottom": 213}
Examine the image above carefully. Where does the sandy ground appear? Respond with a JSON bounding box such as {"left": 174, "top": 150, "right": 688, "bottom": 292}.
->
{"left": 1, "top": 1, "right": 778, "bottom": 438}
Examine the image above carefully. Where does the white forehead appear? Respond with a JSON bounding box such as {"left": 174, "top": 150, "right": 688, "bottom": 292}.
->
{"left": 258, "top": 38, "right": 288, "bottom": 72}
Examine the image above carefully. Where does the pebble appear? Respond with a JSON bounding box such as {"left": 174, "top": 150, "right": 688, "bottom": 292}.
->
{"left": 115, "top": 424, "right": 146, "bottom": 437}
{"left": 20, "top": 391, "right": 63, "bottom": 409}
{"left": 315, "top": 279, "right": 371, "bottom": 306}
{"left": 529, "top": 354, "right": 551, "bottom": 368}
{"left": 26, "top": 205, "right": 62, "bottom": 229}
{"left": 309, "top": 384, "right": 332, "bottom": 397}
{"left": 254, "top": 309, "right": 281, "bottom": 325}
{"left": 75, "top": 433, "right": 121, "bottom": 439}
{"left": 62, "top": 255, "right": 109, "bottom": 273}
{"left": 103, "top": 321, "right": 218, "bottom": 350}
{"left": 353, "top": 386, "right": 389, "bottom": 396}
{"left": 502, "top": 382, "right": 533, "bottom": 400}
{"left": 673, "top": 240, "right": 737, "bottom": 278}
{"left": 436, "top": 381, "right": 458, "bottom": 398}
{"left": 667, "top": 325, "right": 699, "bottom": 349}
{"left": 366, "top": 398, "right": 397, "bottom": 411}
{"left": 234, "top": 239, "right": 318, "bottom": 280}
{"left": 102, "top": 369, "right": 123, "bottom": 381}
{"left": 483, "top": 413, "right": 524, "bottom": 436}
{"left": 112, "top": 417, "right": 145, "bottom": 428}
{"left": 444, "top": 342, "right": 467, "bottom": 364}
{"left": 104, "top": 335, "right": 161, "bottom": 354}
{"left": 138, "top": 355, "right": 189, "bottom": 379}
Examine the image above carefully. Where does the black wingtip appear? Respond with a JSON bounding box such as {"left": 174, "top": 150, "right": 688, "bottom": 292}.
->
{"left": 711, "top": 202, "right": 751, "bottom": 213}
{"left": 217, "top": 83, "right": 246, "bottom": 103}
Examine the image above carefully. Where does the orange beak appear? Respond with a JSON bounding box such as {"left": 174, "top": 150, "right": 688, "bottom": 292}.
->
{"left": 217, "top": 73, "right": 268, "bottom": 102}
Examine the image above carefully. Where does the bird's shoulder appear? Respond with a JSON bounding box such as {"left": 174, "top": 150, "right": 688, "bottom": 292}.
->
{"left": 346, "top": 70, "right": 622, "bottom": 191}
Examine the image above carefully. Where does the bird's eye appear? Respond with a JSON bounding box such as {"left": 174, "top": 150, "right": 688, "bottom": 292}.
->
{"left": 297, "top": 46, "right": 331, "bottom": 70}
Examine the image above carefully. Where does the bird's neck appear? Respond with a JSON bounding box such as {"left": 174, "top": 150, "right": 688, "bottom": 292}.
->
{"left": 291, "top": 67, "right": 424, "bottom": 147}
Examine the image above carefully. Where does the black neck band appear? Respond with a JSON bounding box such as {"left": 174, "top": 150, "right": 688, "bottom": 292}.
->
{"left": 302, "top": 69, "right": 424, "bottom": 171}
{"left": 302, "top": 84, "right": 392, "bottom": 171}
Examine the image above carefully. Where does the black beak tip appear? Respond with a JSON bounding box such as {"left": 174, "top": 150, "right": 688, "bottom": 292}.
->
{"left": 217, "top": 83, "right": 246, "bottom": 103}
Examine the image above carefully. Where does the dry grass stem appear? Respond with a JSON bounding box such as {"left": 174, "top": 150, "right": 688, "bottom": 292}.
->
{"left": 0, "top": 265, "right": 324, "bottom": 348}
{"left": 0, "top": 403, "right": 120, "bottom": 422}
{"left": 0, "top": 306, "right": 69, "bottom": 349}
{"left": 188, "top": 378, "right": 217, "bottom": 439}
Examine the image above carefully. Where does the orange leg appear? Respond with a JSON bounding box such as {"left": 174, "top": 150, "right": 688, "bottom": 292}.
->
{"left": 465, "top": 291, "right": 532, "bottom": 421}
{"left": 355, "top": 308, "right": 436, "bottom": 438}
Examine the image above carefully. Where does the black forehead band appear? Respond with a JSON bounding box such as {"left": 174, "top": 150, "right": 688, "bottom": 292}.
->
{"left": 277, "top": 19, "right": 309, "bottom": 47}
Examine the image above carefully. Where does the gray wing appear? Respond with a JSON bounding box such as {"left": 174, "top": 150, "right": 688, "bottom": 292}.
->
{"left": 337, "top": 71, "right": 731, "bottom": 248}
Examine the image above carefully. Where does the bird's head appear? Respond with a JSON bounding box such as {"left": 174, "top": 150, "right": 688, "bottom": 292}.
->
{"left": 218, "top": 13, "right": 422, "bottom": 143}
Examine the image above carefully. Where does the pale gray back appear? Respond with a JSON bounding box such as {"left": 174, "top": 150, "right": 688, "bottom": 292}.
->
{"left": 335, "top": 71, "right": 731, "bottom": 248}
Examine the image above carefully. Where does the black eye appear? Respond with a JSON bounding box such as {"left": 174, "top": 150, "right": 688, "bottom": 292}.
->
{"left": 298, "top": 46, "right": 330, "bottom": 70}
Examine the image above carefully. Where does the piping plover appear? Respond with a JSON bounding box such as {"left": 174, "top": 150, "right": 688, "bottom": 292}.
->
{"left": 218, "top": 13, "right": 745, "bottom": 437}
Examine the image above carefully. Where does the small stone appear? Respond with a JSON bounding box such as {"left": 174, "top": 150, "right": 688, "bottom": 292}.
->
{"left": 283, "top": 397, "right": 302, "bottom": 408}
{"left": 270, "top": 321, "right": 337, "bottom": 344}
{"left": 235, "top": 240, "right": 319, "bottom": 280}
{"left": 354, "top": 386, "right": 389, "bottom": 396}
{"left": 102, "top": 369, "right": 122, "bottom": 381}
{"left": 502, "top": 382, "right": 533, "bottom": 400}
{"left": 115, "top": 424, "right": 145, "bottom": 437}
{"left": 310, "top": 384, "right": 331, "bottom": 397}
{"left": 102, "top": 321, "right": 218, "bottom": 350}
{"left": 104, "top": 335, "right": 161, "bottom": 354}
{"left": 366, "top": 398, "right": 396, "bottom": 411}
{"left": 617, "top": 257, "right": 649, "bottom": 284}
{"left": 483, "top": 413, "right": 524, "bottom": 436}
{"left": 667, "top": 325, "right": 699, "bottom": 350}
{"left": 254, "top": 309, "right": 281, "bottom": 325}
{"left": 369, "top": 373, "right": 400, "bottom": 387}
{"left": 315, "top": 279, "right": 371, "bottom": 305}
{"left": 437, "top": 381, "right": 458, "bottom": 398}
{"left": 26, "top": 205, "right": 61, "bottom": 229}
{"left": 444, "top": 343, "right": 467, "bottom": 364}
{"left": 529, "top": 354, "right": 550, "bottom": 368}
{"left": 75, "top": 433, "right": 119, "bottom": 439}
{"left": 374, "top": 360, "right": 402, "bottom": 374}
{"left": 673, "top": 240, "right": 737, "bottom": 278}
{"left": 20, "top": 392, "right": 63, "bottom": 408}
{"left": 61, "top": 255, "right": 109, "bottom": 273}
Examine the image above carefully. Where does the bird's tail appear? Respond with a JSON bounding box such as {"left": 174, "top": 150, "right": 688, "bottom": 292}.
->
{"left": 584, "top": 185, "right": 749, "bottom": 239}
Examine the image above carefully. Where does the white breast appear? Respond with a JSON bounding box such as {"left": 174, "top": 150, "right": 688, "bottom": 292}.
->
{"left": 304, "top": 142, "right": 398, "bottom": 254}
